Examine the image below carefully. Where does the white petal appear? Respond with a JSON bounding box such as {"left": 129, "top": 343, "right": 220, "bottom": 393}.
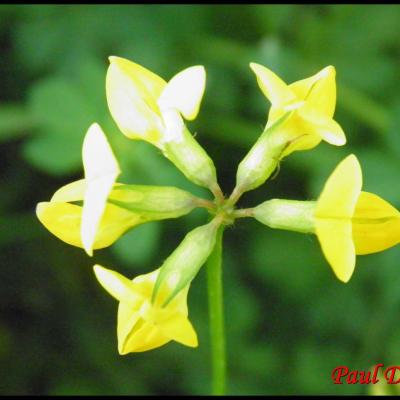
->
{"left": 81, "top": 123, "right": 120, "bottom": 256}
{"left": 158, "top": 66, "right": 206, "bottom": 120}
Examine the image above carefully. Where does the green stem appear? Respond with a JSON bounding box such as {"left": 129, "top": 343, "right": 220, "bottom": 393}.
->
{"left": 226, "top": 185, "right": 244, "bottom": 207}
{"left": 233, "top": 208, "right": 254, "bottom": 219}
{"left": 193, "top": 197, "right": 217, "bottom": 212}
{"left": 210, "top": 182, "right": 225, "bottom": 206}
{"left": 207, "top": 225, "right": 226, "bottom": 395}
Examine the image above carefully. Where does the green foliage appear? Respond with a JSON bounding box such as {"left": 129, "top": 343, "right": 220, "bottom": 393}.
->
{"left": 1, "top": 4, "right": 400, "bottom": 395}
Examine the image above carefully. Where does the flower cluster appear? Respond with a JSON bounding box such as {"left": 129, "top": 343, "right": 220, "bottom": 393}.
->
{"left": 36, "top": 57, "right": 400, "bottom": 354}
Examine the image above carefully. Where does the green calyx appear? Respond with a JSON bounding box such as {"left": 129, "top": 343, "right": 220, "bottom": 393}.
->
{"left": 253, "top": 199, "right": 316, "bottom": 233}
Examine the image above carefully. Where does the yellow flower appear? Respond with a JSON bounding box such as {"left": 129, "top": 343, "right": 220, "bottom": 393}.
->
{"left": 36, "top": 123, "right": 121, "bottom": 256}
{"left": 106, "top": 56, "right": 205, "bottom": 146}
{"left": 93, "top": 264, "right": 198, "bottom": 354}
{"left": 106, "top": 56, "right": 219, "bottom": 191}
{"left": 36, "top": 122, "right": 198, "bottom": 255}
{"left": 315, "top": 154, "right": 400, "bottom": 282}
{"left": 250, "top": 63, "right": 346, "bottom": 156}
{"left": 36, "top": 179, "right": 145, "bottom": 254}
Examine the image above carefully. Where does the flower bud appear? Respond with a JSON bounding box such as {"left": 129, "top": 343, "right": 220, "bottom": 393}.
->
{"left": 152, "top": 219, "right": 220, "bottom": 305}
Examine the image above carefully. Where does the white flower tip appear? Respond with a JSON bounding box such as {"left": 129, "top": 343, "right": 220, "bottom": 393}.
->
{"left": 93, "top": 264, "right": 114, "bottom": 289}
{"left": 83, "top": 243, "right": 94, "bottom": 257}
{"left": 249, "top": 62, "right": 260, "bottom": 70}
{"left": 319, "top": 65, "right": 336, "bottom": 79}
{"left": 158, "top": 65, "right": 206, "bottom": 121}
{"left": 339, "top": 274, "right": 351, "bottom": 284}
{"left": 83, "top": 123, "right": 120, "bottom": 180}
{"left": 191, "top": 65, "right": 206, "bottom": 81}
{"left": 36, "top": 202, "right": 45, "bottom": 217}
{"left": 335, "top": 135, "right": 347, "bottom": 146}
{"left": 249, "top": 63, "right": 274, "bottom": 79}
{"left": 345, "top": 153, "right": 358, "bottom": 165}
{"left": 87, "top": 122, "right": 101, "bottom": 134}
{"left": 93, "top": 264, "right": 106, "bottom": 279}
{"left": 107, "top": 56, "right": 133, "bottom": 77}
{"left": 108, "top": 55, "right": 122, "bottom": 65}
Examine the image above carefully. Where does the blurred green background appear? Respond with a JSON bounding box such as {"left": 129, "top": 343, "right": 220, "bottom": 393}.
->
{"left": 1, "top": 4, "right": 400, "bottom": 395}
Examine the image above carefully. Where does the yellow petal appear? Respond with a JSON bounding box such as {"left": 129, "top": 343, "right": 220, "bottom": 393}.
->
{"left": 109, "top": 56, "right": 166, "bottom": 105}
{"left": 273, "top": 114, "right": 322, "bottom": 156}
{"left": 160, "top": 313, "right": 198, "bottom": 347}
{"left": 282, "top": 134, "right": 322, "bottom": 156}
{"left": 51, "top": 181, "right": 123, "bottom": 203}
{"left": 158, "top": 66, "right": 206, "bottom": 120}
{"left": 93, "top": 265, "right": 141, "bottom": 305}
{"left": 165, "top": 285, "right": 189, "bottom": 316}
{"left": 301, "top": 114, "right": 346, "bottom": 146}
{"left": 250, "top": 62, "right": 296, "bottom": 106}
{"left": 303, "top": 66, "right": 336, "bottom": 118}
{"left": 94, "top": 203, "right": 145, "bottom": 247}
{"left": 129, "top": 268, "right": 161, "bottom": 300}
{"left": 288, "top": 75, "right": 318, "bottom": 100}
{"left": 106, "top": 57, "right": 165, "bottom": 143}
{"left": 51, "top": 179, "right": 86, "bottom": 202}
{"left": 81, "top": 123, "right": 120, "bottom": 256}
{"left": 315, "top": 219, "right": 355, "bottom": 283}
{"left": 353, "top": 191, "right": 400, "bottom": 255}
{"left": 37, "top": 201, "right": 142, "bottom": 250}
{"left": 36, "top": 201, "right": 84, "bottom": 248}
{"left": 315, "top": 154, "right": 362, "bottom": 219}
{"left": 120, "top": 320, "right": 170, "bottom": 353}
{"left": 314, "top": 154, "right": 362, "bottom": 282}
{"left": 117, "top": 303, "right": 142, "bottom": 354}
{"left": 291, "top": 66, "right": 336, "bottom": 118}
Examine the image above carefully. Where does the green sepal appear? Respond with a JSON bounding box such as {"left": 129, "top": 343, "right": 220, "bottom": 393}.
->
{"left": 253, "top": 199, "right": 316, "bottom": 234}
{"left": 107, "top": 184, "right": 197, "bottom": 220}
{"left": 163, "top": 127, "right": 218, "bottom": 191}
{"left": 152, "top": 219, "right": 219, "bottom": 306}
{"left": 235, "top": 111, "right": 292, "bottom": 193}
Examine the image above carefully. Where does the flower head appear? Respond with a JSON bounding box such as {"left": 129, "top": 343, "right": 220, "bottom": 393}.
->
{"left": 93, "top": 265, "right": 198, "bottom": 354}
{"left": 315, "top": 154, "right": 400, "bottom": 282}
{"left": 250, "top": 63, "right": 346, "bottom": 156}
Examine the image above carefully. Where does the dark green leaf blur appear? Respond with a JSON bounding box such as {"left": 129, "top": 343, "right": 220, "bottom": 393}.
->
{"left": 1, "top": 4, "right": 399, "bottom": 395}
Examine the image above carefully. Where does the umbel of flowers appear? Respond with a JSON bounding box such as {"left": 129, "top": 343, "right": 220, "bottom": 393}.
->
{"left": 36, "top": 57, "right": 400, "bottom": 356}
